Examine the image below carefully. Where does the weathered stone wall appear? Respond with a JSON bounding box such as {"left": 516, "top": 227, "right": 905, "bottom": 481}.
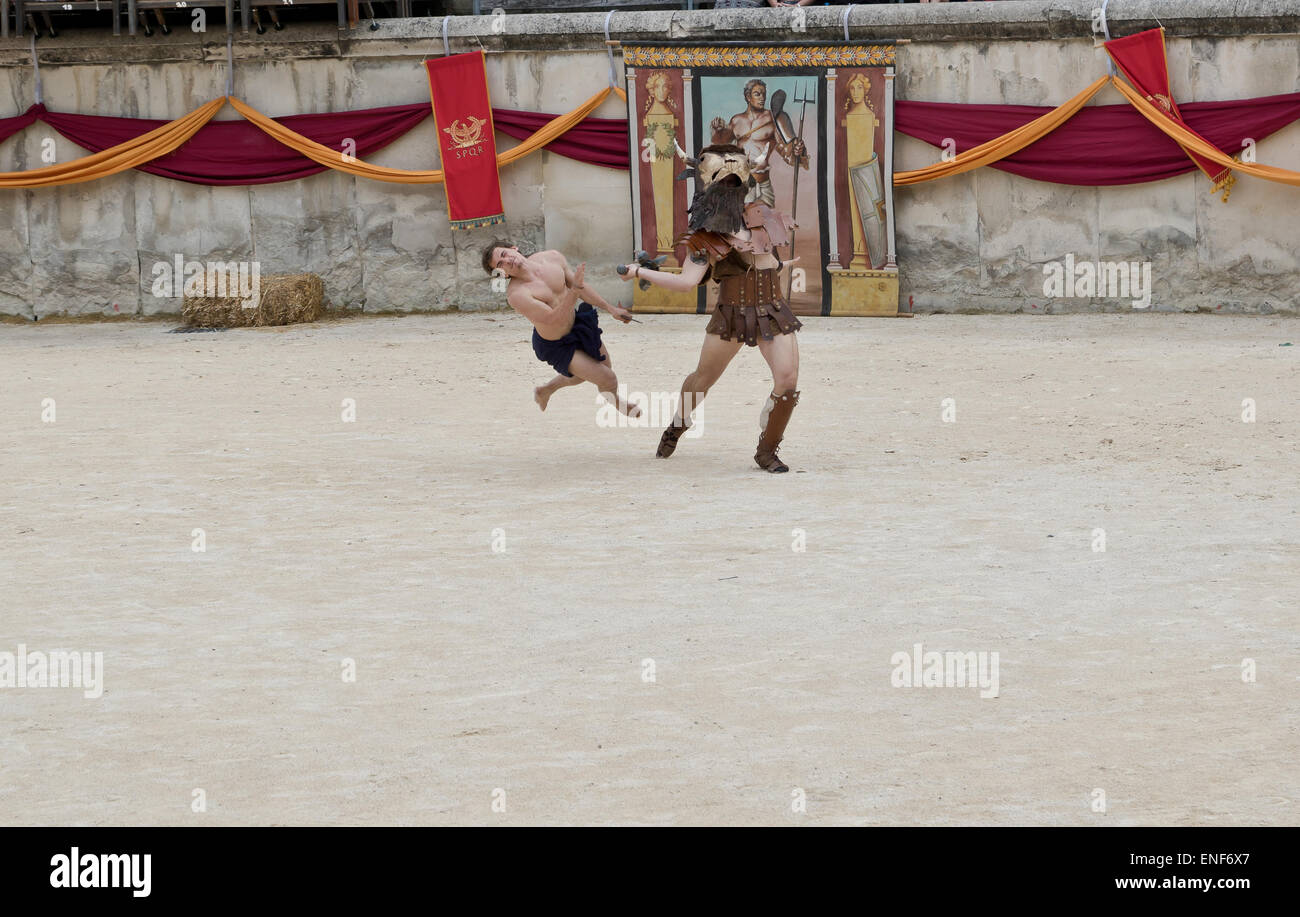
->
{"left": 1, "top": 0, "right": 1298, "bottom": 318}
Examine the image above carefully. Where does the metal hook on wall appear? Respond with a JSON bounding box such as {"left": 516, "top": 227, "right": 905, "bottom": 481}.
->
{"left": 604, "top": 10, "right": 619, "bottom": 89}
{"left": 225, "top": 33, "right": 234, "bottom": 97}
{"left": 1099, "top": 0, "right": 1116, "bottom": 76}
{"left": 31, "top": 36, "right": 43, "bottom": 106}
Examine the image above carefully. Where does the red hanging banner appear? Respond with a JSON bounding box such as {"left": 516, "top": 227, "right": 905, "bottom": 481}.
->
{"left": 424, "top": 51, "right": 506, "bottom": 229}
{"left": 1105, "top": 28, "right": 1236, "bottom": 200}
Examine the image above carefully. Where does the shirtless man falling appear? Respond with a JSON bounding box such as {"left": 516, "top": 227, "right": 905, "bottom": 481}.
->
{"left": 482, "top": 241, "right": 640, "bottom": 417}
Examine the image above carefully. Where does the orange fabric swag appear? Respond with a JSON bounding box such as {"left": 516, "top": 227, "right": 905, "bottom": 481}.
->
{"left": 0, "top": 87, "right": 626, "bottom": 190}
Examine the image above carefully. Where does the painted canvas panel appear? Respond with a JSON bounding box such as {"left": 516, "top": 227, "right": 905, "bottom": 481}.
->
{"left": 699, "top": 73, "right": 823, "bottom": 311}
{"left": 834, "top": 67, "right": 889, "bottom": 271}
{"left": 633, "top": 68, "right": 690, "bottom": 259}
{"left": 624, "top": 45, "right": 899, "bottom": 317}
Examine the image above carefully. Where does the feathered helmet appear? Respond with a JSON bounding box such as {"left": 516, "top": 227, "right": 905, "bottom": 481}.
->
{"left": 672, "top": 140, "right": 770, "bottom": 233}
{"left": 672, "top": 140, "right": 769, "bottom": 190}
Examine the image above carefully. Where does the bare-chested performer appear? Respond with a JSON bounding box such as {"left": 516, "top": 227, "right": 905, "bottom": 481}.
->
{"left": 482, "top": 241, "right": 641, "bottom": 417}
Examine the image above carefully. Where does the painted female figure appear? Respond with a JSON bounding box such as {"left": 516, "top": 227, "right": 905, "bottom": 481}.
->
{"left": 643, "top": 72, "right": 680, "bottom": 254}
{"left": 841, "top": 72, "right": 886, "bottom": 270}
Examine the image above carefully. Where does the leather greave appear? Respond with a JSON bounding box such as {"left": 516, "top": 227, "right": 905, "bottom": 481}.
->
{"left": 755, "top": 389, "right": 799, "bottom": 472}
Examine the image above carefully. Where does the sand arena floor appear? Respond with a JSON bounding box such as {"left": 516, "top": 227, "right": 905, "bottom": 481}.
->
{"left": 1, "top": 312, "right": 1297, "bottom": 826}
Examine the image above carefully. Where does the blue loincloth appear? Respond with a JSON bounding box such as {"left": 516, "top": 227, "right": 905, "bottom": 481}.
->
{"left": 531, "top": 302, "right": 605, "bottom": 377}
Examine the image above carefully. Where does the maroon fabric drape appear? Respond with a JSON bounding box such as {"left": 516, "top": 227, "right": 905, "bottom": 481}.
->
{"left": 40, "top": 102, "right": 431, "bottom": 185}
{"left": 895, "top": 92, "right": 1300, "bottom": 186}
{"left": 0, "top": 106, "right": 40, "bottom": 146}
{"left": 6, "top": 92, "right": 1299, "bottom": 187}
{"left": 3, "top": 101, "right": 625, "bottom": 183}
{"left": 493, "top": 108, "right": 630, "bottom": 170}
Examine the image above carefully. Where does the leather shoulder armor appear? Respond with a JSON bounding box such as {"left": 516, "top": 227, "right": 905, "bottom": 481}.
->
{"left": 742, "top": 202, "right": 795, "bottom": 248}
{"left": 676, "top": 230, "right": 732, "bottom": 265}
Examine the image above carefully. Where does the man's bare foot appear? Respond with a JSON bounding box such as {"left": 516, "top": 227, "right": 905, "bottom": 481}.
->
{"left": 534, "top": 385, "right": 553, "bottom": 412}
{"left": 603, "top": 393, "right": 642, "bottom": 419}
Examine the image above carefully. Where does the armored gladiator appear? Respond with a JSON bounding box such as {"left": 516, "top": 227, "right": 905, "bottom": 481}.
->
{"left": 621, "top": 141, "right": 802, "bottom": 472}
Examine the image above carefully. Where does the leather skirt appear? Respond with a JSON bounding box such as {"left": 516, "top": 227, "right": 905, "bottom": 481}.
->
{"left": 707, "top": 268, "right": 802, "bottom": 346}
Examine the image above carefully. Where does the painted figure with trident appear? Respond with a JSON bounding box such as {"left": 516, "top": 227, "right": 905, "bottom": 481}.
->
{"left": 711, "top": 79, "right": 812, "bottom": 299}
{"left": 711, "top": 78, "right": 811, "bottom": 209}
{"left": 771, "top": 80, "right": 815, "bottom": 299}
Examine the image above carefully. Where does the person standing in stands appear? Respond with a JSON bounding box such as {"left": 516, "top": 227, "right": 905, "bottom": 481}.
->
{"left": 714, "top": 0, "right": 815, "bottom": 8}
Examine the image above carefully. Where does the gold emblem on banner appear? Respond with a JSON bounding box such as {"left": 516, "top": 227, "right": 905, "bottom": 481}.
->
{"left": 1146, "top": 93, "right": 1174, "bottom": 114}
{"left": 443, "top": 115, "right": 488, "bottom": 149}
